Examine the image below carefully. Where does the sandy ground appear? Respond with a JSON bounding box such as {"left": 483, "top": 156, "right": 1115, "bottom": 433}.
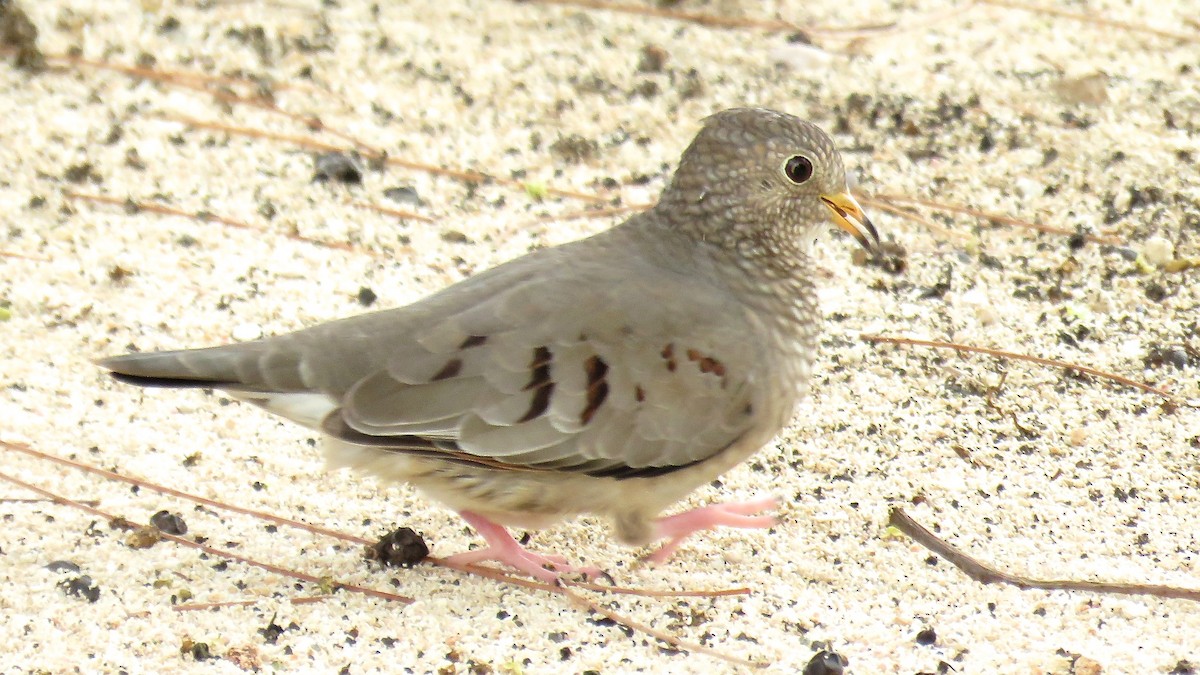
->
{"left": 1, "top": 0, "right": 1198, "bottom": 672}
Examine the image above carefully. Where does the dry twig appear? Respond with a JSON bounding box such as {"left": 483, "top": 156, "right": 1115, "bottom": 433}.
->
{"left": 889, "top": 508, "right": 1200, "bottom": 602}
{"left": 3, "top": 439, "right": 757, "bottom": 664}
{"left": 868, "top": 193, "right": 1121, "bottom": 244}
{"left": 862, "top": 334, "right": 1179, "bottom": 402}
{"left": 63, "top": 191, "right": 369, "bottom": 256}
{"left": 979, "top": 0, "right": 1200, "bottom": 42}
{"left": 0, "top": 467, "right": 415, "bottom": 604}
{"left": 560, "top": 585, "right": 766, "bottom": 669}
{"left": 0, "top": 249, "right": 51, "bottom": 262}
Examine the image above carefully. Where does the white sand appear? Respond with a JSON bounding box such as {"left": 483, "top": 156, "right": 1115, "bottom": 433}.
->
{"left": 1, "top": 0, "right": 1198, "bottom": 672}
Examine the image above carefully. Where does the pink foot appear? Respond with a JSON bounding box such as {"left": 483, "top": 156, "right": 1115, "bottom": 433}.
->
{"left": 643, "top": 496, "right": 778, "bottom": 564}
{"left": 442, "top": 511, "right": 603, "bottom": 583}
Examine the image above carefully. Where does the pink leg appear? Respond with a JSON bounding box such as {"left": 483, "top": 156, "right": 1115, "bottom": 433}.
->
{"left": 442, "top": 511, "right": 603, "bottom": 583}
{"left": 643, "top": 496, "right": 778, "bottom": 564}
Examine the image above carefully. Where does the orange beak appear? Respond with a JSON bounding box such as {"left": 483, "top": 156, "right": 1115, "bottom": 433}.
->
{"left": 820, "top": 191, "right": 879, "bottom": 252}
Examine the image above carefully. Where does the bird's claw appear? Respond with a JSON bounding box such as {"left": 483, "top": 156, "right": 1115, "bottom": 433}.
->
{"left": 643, "top": 496, "right": 779, "bottom": 564}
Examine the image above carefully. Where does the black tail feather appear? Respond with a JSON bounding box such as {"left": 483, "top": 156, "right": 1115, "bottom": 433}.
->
{"left": 96, "top": 350, "right": 244, "bottom": 390}
{"left": 105, "top": 370, "right": 236, "bottom": 389}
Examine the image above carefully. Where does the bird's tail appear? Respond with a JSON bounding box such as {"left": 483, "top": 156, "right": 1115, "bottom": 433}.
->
{"left": 96, "top": 342, "right": 303, "bottom": 392}
{"left": 98, "top": 343, "right": 338, "bottom": 428}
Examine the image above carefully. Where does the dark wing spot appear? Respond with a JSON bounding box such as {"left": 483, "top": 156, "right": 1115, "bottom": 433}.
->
{"left": 523, "top": 346, "right": 552, "bottom": 391}
{"left": 743, "top": 401, "right": 753, "bottom": 416}
{"left": 519, "top": 346, "right": 554, "bottom": 422}
{"left": 519, "top": 383, "right": 553, "bottom": 423}
{"left": 634, "top": 385, "right": 646, "bottom": 403}
{"left": 459, "top": 335, "right": 488, "bottom": 349}
{"left": 430, "top": 358, "right": 462, "bottom": 381}
{"left": 661, "top": 343, "right": 677, "bottom": 372}
{"left": 580, "top": 355, "right": 609, "bottom": 425}
{"left": 686, "top": 348, "right": 727, "bottom": 378}
{"left": 585, "top": 354, "right": 608, "bottom": 383}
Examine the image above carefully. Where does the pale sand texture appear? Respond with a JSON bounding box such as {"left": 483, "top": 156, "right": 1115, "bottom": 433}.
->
{"left": 1, "top": 0, "right": 1198, "bottom": 672}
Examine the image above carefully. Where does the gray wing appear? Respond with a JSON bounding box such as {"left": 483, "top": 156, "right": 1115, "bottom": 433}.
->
{"left": 101, "top": 226, "right": 771, "bottom": 478}
{"left": 332, "top": 266, "right": 766, "bottom": 478}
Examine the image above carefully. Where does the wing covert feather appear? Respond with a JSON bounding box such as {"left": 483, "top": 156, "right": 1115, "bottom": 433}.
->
{"left": 322, "top": 227, "right": 776, "bottom": 474}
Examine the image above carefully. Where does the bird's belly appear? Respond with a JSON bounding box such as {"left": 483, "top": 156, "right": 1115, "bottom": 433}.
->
{"left": 321, "top": 413, "right": 783, "bottom": 546}
{"left": 322, "top": 439, "right": 643, "bottom": 527}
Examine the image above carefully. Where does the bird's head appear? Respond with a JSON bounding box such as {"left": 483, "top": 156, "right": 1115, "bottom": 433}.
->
{"left": 658, "top": 107, "right": 879, "bottom": 262}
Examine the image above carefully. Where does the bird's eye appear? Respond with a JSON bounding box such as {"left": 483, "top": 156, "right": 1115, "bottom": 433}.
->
{"left": 783, "top": 155, "right": 814, "bottom": 184}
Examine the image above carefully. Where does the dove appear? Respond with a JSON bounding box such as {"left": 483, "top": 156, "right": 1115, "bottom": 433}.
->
{"left": 98, "top": 107, "right": 879, "bottom": 582}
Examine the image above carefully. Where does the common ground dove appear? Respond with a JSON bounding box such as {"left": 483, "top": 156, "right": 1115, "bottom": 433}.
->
{"left": 99, "top": 107, "right": 879, "bottom": 582}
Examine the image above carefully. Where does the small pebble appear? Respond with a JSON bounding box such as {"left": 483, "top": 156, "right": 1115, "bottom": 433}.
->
{"left": 150, "top": 510, "right": 188, "bottom": 535}
{"left": 183, "top": 640, "right": 213, "bottom": 661}
{"left": 368, "top": 527, "right": 430, "bottom": 568}
{"left": 1142, "top": 236, "right": 1174, "bottom": 267}
{"left": 126, "top": 526, "right": 162, "bottom": 549}
{"left": 549, "top": 134, "right": 599, "bottom": 164}
{"left": 383, "top": 186, "right": 423, "bottom": 207}
{"left": 770, "top": 42, "right": 834, "bottom": 71}
{"left": 357, "top": 286, "right": 378, "bottom": 307}
{"left": 232, "top": 323, "right": 263, "bottom": 342}
{"left": 803, "top": 650, "right": 848, "bottom": 675}
{"left": 313, "top": 151, "right": 364, "bottom": 184}
{"left": 1114, "top": 246, "right": 1139, "bottom": 262}
{"left": 58, "top": 575, "right": 101, "bottom": 603}
{"left": 1145, "top": 346, "right": 1188, "bottom": 370}
{"left": 636, "top": 44, "right": 668, "bottom": 73}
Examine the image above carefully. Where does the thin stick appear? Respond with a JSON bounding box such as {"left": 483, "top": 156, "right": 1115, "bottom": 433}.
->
{"left": 559, "top": 585, "right": 768, "bottom": 668}
{"left": 522, "top": 0, "right": 972, "bottom": 40}
{"left": 520, "top": 0, "right": 798, "bottom": 32}
{"left": 40, "top": 50, "right": 338, "bottom": 101}
{"left": 819, "top": 3, "right": 979, "bottom": 43}
{"left": 861, "top": 334, "right": 1178, "bottom": 401}
{"left": 161, "top": 114, "right": 607, "bottom": 204}
{"left": 348, "top": 200, "right": 437, "bottom": 223}
{"left": 569, "top": 581, "right": 750, "bottom": 599}
{"left": 859, "top": 196, "right": 966, "bottom": 241}
{"left": 0, "top": 497, "right": 98, "bottom": 505}
{"left": 0, "top": 250, "right": 51, "bottom": 262}
{"left": 5, "top": 441, "right": 370, "bottom": 543}
{"left": 63, "top": 191, "right": 369, "bottom": 256}
{"left": 155, "top": 113, "right": 350, "bottom": 154}
{"left": 0, "top": 469, "right": 415, "bottom": 604}
{"left": 868, "top": 193, "right": 1121, "bottom": 244}
{"left": 889, "top": 508, "right": 1200, "bottom": 602}
{"left": 3, "top": 441, "right": 749, "bottom": 599}
{"left": 979, "top": 0, "right": 1200, "bottom": 43}
{"left": 34, "top": 53, "right": 378, "bottom": 152}
{"left": 173, "top": 595, "right": 335, "bottom": 612}
{"left": 6, "top": 439, "right": 761, "bottom": 661}
{"left": 8, "top": 51, "right": 607, "bottom": 206}
{"left": 527, "top": 204, "right": 649, "bottom": 225}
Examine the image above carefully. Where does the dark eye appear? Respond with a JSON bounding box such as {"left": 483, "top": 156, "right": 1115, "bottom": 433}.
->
{"left": 783, "top": 155, "right": 814, "bottom": 184}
